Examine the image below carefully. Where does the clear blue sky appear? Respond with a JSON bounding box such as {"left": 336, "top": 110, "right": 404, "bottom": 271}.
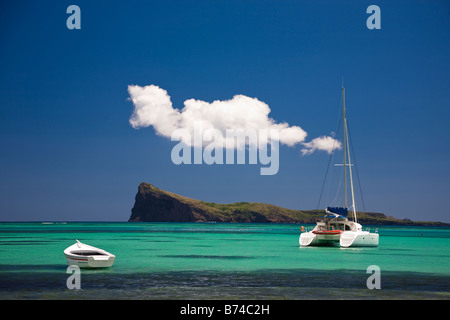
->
{"left": 1, "top": 0, "right": 449, "bottom": 222}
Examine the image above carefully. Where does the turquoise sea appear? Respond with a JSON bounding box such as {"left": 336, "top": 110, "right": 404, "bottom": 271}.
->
{"left": 0, "top": 222, "right": 449, "bottom": 300}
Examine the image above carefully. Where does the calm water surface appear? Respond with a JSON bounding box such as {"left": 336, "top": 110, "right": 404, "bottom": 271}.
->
{"left": 0, "top": 222, "right": 449, "bottom": 299}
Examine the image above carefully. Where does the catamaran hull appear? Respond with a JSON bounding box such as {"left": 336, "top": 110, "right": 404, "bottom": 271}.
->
{"left": 340, "top": 232, "right": 379, "bottom": 248}
{"left": 299, "top": 232, "right": 340, "bottom": 246}
{"left": 299, "top": 231, "right": 379, "bottom": 248}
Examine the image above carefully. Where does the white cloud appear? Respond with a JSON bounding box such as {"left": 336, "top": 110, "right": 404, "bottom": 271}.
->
{"left": 128, "top": 84, "right": 339, "bottom": 154}
{"left": 300, "top": 136, "right": 342, "bottom": 156}
{"left": 128, "top": 85, "right": 180, "bottom": 137}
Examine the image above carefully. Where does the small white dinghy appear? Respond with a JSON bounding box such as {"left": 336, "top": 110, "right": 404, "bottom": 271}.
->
{"left": 64, "top": 240, "right": 115, "bottom": 268}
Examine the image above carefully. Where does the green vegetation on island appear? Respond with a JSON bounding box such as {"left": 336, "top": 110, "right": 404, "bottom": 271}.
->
{"left": 128, "top": 183, "right": 449, "bottom": 226}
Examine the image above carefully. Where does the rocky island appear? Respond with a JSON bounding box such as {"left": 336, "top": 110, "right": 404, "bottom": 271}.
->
{"left": 129, "top": 182, "right": 449, "bottom": 226}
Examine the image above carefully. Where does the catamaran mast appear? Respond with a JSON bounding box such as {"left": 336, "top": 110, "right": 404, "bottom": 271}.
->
{"left": 342, "top": 86, "right": 357, "bottom": 223}
{"left": 342, "top": 87, "right": 347, "bottom": 209}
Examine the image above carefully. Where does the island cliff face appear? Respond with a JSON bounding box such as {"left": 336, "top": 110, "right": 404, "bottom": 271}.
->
{"left": 128, "top": 182, "right": 314, "bottom": 223}
{"left": 129, "top": 183, "right": 195, "bottom": 222}
{"left": 129, "top": 182, "right": 448, "bottom": 225}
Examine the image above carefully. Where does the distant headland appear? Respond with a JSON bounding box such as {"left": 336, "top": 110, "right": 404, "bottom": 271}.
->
{"left": 128, "top": 182, "right": 449, "bottom": 226}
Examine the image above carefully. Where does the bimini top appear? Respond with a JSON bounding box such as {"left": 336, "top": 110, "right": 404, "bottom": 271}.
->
{"left": 325, "top": 207, "right": 348, "bottom": 219}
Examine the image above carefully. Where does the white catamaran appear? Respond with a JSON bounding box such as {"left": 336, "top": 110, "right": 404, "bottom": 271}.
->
{"left": 299, "top": 87, "right": 379, "bottom": 248}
